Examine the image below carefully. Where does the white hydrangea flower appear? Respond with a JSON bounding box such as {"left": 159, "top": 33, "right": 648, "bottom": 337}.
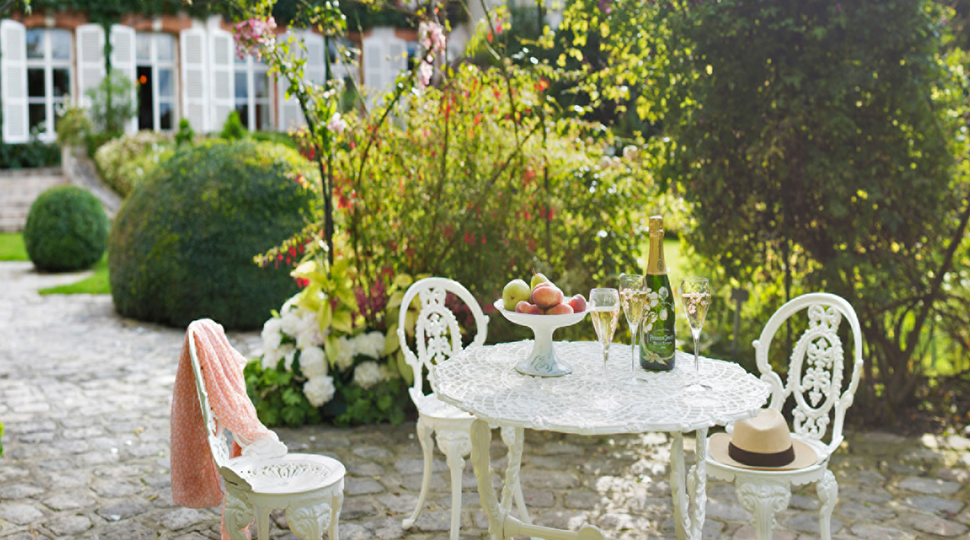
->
{"left": 353, "top": 360, "right": 383, "bottom": 389}
{"left": 295, "top": 311, "right": 325, "bottom": 350}
{"left": 303, "top": 375, "right": 336, "bottom": 407}
{"left": 261, "top": 344, "right": 284, "bottom": 370}
{"left": 354, "top": 331, "right": 385, "bottom": 359}
{"left": 283, "top": 344, "right": 297, "bottom": 372}
{"left": 333, "top": 336, "right": 355, "bottom": 372}
{"left": 280, "top": 309, "right": 303, "bottom": 337}
{"left": 299, "top": 346, "right": 328, "bottom": 379}
{"left": 261, "top": 317, "right": 283, "bottom": 352}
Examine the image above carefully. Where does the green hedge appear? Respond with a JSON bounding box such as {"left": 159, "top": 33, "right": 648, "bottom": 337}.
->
{"left": 24, "top": 186, "right": 109, "bottom": 272}
{"left": 108, "top": 139, "right": 317, "bottom": 330}
{"left": 0, "top": 141, "right": 61, "bottom": 169}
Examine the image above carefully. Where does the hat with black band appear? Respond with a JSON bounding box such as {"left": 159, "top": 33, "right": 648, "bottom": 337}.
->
{"left": 709, "top": 409, "right": 818, "bottom": 471}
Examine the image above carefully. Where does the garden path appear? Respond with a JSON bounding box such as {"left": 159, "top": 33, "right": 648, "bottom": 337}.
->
{"left": 0, "top": 259, "right": 969, "bottom": 540}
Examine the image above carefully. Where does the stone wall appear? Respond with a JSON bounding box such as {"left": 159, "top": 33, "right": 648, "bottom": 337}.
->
{"left": 0, "top": 168, "right": 66, "bottom": 232}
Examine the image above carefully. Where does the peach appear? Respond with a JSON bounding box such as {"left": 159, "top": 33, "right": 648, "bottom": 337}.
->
{"left": 567, "top": 294, "right": 587, "bottom": 313}
{"left": 531, "top": 284, "right": 564, "bottom": 309}
{"left": 545, "top": 303, "right": 574, "bottom": 315}
{"left": 515, "top": 301, "right": 542, "bottom": 315}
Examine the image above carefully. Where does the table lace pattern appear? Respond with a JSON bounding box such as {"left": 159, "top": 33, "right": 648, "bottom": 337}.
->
{"left": 788, "top": 305, "right": 844, "bottom": 440}
{"left": 434, "top": 341, "right": 770, "bottom": 435}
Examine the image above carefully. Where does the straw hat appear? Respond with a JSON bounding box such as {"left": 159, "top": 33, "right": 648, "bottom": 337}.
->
{"left": 710, "top": 409, "right": 818, "bottom": 471}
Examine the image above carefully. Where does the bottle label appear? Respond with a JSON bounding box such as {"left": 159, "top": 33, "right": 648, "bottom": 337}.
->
{"left": 641, "top": 284, "right": 676, "bottom": 368}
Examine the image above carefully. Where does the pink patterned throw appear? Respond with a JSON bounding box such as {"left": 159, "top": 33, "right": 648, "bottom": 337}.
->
{"left": 171, "top": 319, "right": 287, "bottom": 539}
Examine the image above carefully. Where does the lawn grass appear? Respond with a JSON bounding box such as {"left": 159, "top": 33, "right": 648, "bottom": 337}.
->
{"left": 38, "top": 254, "right": 111, "bottom": 295}
{"left": 0, "top": 233, "right": 28, "bottom": 261}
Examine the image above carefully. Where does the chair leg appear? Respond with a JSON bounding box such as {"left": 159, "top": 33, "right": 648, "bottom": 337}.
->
{"left": 329, "top": 491, "right": 343, "bottom": 540}
{"left": 223, "top": 490, "right": 254, "bottom": 540}
{"left": 441, "top": 436, "right": 468, "bottom": 540}
{"left": 735, "top": 480, "right": 791, "bottom": 540}
{"left": 256, "top": 505, "right": 272, "bottom": 540}
{"left": 817, "top": 470, "right": 838, "bottom": 540}
{"left": 403, "top": 417, "right": 434, "bottom": 529}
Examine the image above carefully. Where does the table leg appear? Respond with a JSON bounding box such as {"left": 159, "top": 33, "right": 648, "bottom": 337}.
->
{"left": 670, "top": 432, "right": 689, "bottom": 540}
{"left": 470, "top": 419, "right": 507, "bottom": 540}
{"left": 688, "top": 428, "right": 709, "bottom": 540}
{"left": 470, "top": 419, "right": 611, "bottom": 540}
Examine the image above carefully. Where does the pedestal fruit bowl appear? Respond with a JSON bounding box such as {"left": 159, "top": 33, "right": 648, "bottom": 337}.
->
{"left": 492, "top": 299, "right": 588, "bottom": 377}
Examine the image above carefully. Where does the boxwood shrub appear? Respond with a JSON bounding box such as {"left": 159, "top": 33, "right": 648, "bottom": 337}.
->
{"left": 108, "top": 139, "right": 317, "bottom": 330}
{"left": 24, "top": 185, "right": 109, "bottom": 272}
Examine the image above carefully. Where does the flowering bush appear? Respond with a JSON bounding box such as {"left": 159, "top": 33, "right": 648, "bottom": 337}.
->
{"left": 93, "top": 131, "right": 174, "bottom": 197}
{"left": 246, "top": 253, "right": 415, "bottom": 427}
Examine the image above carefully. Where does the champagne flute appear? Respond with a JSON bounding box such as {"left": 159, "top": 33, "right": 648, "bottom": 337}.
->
{"left": 681, "top": 277, "right": 712, "bottom": 391}
{"left": 619, "top": 274, "right": 648, "bottom": 383}
{"left": 589, "top": 288, "right": 620, "bottom": 382}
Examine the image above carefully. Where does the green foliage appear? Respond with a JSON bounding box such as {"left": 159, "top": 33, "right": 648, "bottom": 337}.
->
{"left": 0, "top": 233, "right": 28, "bottom": 262}
{"left": 55, "top": 105, "right": 93, "bottom": 147}
{"left": 339, "top": 64, "right": 645, "bottom": 341}
{"left": 175, "top": 118, "right": 195, "bottom": 147}
{"left": 251, "top": 130, "right": 298, "bottom": 149}
{"left": 86, "top": 70, "right": 137, "bottom": 134}
{"left": 84, "top": 130, "right": 121, "bottom": 158}
{"left": 0, "top": 140, "right": 61, "bottom": 169}
{"left": 94, "top": 131, "right": 174, "bottom": 196}
{"left": 559, "top": 0, "right": 970, "bottom": 419}
{"left": 245, "top": 360, "right": 323, "bottom": 427}
{"left": 108, "top": 139, "right": 317, "bottom": 330}
{"left": 0, "top": 422, "right": 3, "bottom": 456}
{"left": 220, "top": 110, "right": 247, "bottom": 140}
{"left": 24, "top": 185, "right": 109, "bottom": 272}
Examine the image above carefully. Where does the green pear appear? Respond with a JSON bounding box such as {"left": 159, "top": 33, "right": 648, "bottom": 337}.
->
{"left": 530, "top": 270, "right": 550, "bottom": 290}
{"left": 502, "top": 279, "right": 531, "bottom": 311}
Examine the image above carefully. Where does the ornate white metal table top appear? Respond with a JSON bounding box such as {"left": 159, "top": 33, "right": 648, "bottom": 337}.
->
{"left": 433, "top": 341, "right": 771, "bottom": 436}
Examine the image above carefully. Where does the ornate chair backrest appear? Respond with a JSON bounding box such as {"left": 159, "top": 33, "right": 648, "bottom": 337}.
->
{"left": 187, "top": 327, "right": 232, "bottom": 470}
{"left": 754, "top": 293, "right": 863, "bottom": 452}
{"left": 396, "top": 277, "right": 489, "bottom": 397}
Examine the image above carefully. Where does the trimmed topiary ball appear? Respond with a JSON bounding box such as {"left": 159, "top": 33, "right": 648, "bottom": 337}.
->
{"left": 24, "top": 185, "right": 109, "bottom": 272}
{"left": 108, "top": 139, "right": 317, "bottom": 330}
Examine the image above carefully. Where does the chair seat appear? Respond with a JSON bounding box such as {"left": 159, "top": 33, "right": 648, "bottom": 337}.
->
{"left": 229, "top": 453, "right": 346, "bottom": 495}
{"left": 412, "top": 391, "right": 475, "bottom": 421}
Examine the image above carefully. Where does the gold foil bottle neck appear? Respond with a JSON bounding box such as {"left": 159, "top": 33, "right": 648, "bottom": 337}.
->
{"left": 649, "top": 215, "right": 664, "bottom": 235}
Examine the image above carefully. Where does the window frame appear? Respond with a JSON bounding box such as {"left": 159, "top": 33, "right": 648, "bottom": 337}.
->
{"left": 136, "top": 32, "right": 178, "bottom": 131}
{"left": 234, "top": 55, "right": 273, "bottom": 132}
{"left": 24, "top": 27, "right": 72, "bottom": 142}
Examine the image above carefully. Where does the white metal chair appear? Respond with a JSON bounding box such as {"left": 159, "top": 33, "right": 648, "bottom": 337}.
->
{"left": 397, "top": 277, "right": 532, "bottom": 540}
{"left": 187, "top": 327, "right": 346, "bottom": 540}
{"left": 705, "top": 293, "right": 863, "bottom": 540}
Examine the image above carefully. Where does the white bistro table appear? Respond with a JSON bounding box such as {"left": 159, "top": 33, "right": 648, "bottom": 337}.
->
{"left": 432, "top": 341, "right": 771, "bottom": 540}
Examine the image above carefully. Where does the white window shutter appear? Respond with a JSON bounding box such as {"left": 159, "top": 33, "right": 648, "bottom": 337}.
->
{"left": 76, "top": 23, "right": 106, "bottom": 109}
{"left": 276, "top": 31, "right": 305, "bottom": 131}
{"left": 362, "top": 37, "right": 383, "bottom": 94}
{"left": 0, "top": 19, "right": 28, "bottom": 143}
{"left": 362, "top": 28, "right": 407, "bottom": 108}
{"left": 208, "top": 28, "right": 234, "bottom": 132}
{"left": 110, "top": 24, "right": 137, "bottom": 134}
{"left": 180, "top": 28, "right": 208, "bottom": 132}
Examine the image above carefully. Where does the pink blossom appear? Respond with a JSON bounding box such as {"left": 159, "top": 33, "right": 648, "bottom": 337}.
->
{"left": 234, "top": 17, "right": 277, "bottom": 60}
{"left": 327, "top": 112, "right": 347, "bottom": 135}
{"left": 416, "top": 20, "right": 446, "bottom": 89}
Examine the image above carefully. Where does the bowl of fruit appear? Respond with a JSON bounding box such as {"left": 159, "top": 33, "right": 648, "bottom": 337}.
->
{"left": 495, "top": 272, "right": 588, "bottom": 377}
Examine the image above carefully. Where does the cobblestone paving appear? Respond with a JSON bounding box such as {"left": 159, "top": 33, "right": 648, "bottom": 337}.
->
{"left": 2, "top": 260, "right": 970, "bottom": 539}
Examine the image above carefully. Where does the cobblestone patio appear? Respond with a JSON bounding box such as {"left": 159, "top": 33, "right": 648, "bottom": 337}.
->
{"left": 2, "top": 260, "right": 970, "bottom": 539}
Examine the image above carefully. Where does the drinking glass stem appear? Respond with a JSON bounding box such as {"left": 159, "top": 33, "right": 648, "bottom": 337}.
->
{"left": 602, "top": 345, "right": 610, "bottom": 381}
{"left": 691, "top": 329, "right": 701, "bottom": 375}
{"left": 630, "top": 324, "right": 639, "bottom": 378}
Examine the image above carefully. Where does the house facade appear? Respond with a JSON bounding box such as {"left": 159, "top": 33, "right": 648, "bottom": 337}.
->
{"left": 0, "top": 11, "right": 418, "bottom": 144}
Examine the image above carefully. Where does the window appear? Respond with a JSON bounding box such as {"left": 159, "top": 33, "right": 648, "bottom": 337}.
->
{"left": 25, "top": 28, "right": 71, "bottom": 140}
{"left": 136, "top": 32, "right": 177, "bottom": 130}
{"left": 234, "top": 55, "right": 271, "bottom": 131}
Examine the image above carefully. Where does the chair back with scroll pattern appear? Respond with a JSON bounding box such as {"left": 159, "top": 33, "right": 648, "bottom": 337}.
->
{"left": 754, "top": 293, "right": 863, "bottom": 453}
{"left": 397, "top": 278, "right": 489, "bottom": 396}
{"left": 187, "top": 327, "right": 232, "bottom": 470}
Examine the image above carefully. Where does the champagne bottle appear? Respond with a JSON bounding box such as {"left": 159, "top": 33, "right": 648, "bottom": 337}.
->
{"left": 640, "top": 215, "right": 676, "bottom": 371}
